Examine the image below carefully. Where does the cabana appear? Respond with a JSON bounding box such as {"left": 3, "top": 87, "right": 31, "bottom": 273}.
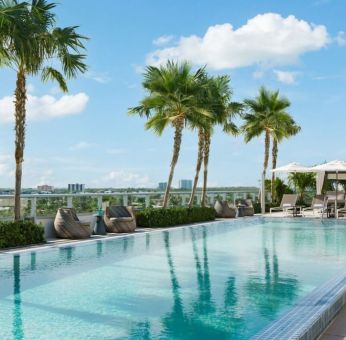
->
{"left": 271, "top": 160, "right": 346, "bottom": 218}
{"left": 309, "top": 160, "right": 346, "bottom": 215}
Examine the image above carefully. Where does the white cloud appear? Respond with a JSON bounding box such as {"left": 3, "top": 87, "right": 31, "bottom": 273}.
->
{"left": 274, "top": 70, "right": 297, "bottom": 84}
{"left": 93, "top": 170, "right": 151, "bottom": 188}
{"left": 146, "top": 13, "right": 330, "bottom": 69}
{"left": 132, "top": 63, "right": 145, "bottom": 74}
{"left": 69, "top": 141, "right": 93, "bottom": 151}
{"left": 153, "top": 35, "right": 174, "bottom": 46}
{"left": 0, "top": 92, "right": 89, "bottom": 123}
{"left": 336, "top": 31, "right": 346, "bottom": 46}
{"left": 85, "top": 70, "right": 111, "bottom": 84}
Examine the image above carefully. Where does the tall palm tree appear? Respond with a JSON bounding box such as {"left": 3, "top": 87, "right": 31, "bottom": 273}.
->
{"left": 188, "top": 75, "right": 241, "bottom": 207}
{"left": 3, "top": 0, "right": 87, "bottom": 220}
{"left": 271, "top": 119, "right": 301, "bottom": 202}
{"left": 201, "top": 100, "right": 242, "bottom": 207}
{"left": 242, "top": 87, "right": 294, "bottom": 209}
{"left": 129, "top": 61, "right": 210, "bottom": 208}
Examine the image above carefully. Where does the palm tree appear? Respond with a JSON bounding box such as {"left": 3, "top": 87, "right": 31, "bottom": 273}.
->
{"left": 188, "top": 75, "right": 241, "bottom": 207}
{"left": 271, "top": 118, "right": 301, "bottom": 202}
{"left": 288, "top": 172, "right": 316, "bottom": 203}
{"left": 129, "top": 61, "right": 210, "bottom": 208}
{"left": 3, "top": 0, "right": 87, "bottom": 220}
{"left": 242, "top": 87, "right": 294, "bottom": 210}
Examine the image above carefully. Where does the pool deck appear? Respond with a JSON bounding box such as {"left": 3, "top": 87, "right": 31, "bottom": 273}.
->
{"left": 320, "top": 305, "right": 346, "bottom": 339}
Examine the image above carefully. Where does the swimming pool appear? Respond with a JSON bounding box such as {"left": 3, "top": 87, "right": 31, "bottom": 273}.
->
{"left": 1, "top": 218, "right": 346, "bottom": 339}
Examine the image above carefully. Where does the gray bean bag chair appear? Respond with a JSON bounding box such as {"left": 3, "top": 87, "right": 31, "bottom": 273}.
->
{"left": 239, "top": 199, "right": 255, "bottom": 216}
{"left": 214, "top": 200, "right": 237, "bottom": 218}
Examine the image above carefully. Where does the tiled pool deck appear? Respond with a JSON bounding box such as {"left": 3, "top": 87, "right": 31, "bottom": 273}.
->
{"left": 320, "top": 305, "right": 346, "bottom": 339}
{"left": 1, "top": 216, "right": 346, "bottom": 339}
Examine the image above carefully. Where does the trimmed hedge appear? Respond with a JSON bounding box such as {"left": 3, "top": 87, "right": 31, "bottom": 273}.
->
{"left": 136, "top": 207, "right": 215, "bottom": 228}
{"left": 253, "top": 202, "right": 278, "bottom": 213}
{"left": 0, "top": 221, "right": 45, "bottom": 249}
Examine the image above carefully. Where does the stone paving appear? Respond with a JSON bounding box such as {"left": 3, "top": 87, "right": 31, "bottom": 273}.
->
{"left": 320, "top": 305, "right": 346, "bottom": 339}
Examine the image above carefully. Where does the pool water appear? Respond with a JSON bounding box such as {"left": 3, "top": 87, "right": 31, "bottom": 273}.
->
{"left": 1, "top": 218, "right": 346, "bottom": 339}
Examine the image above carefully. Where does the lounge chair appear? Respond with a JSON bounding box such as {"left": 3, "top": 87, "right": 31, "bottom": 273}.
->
{"left": 270, "top": 194, "right": 298, "bottom": 215}
{"left": 336, "top": 199, "right": 346, "bottom": 218}
{"left": 325, "top": 192, "right": 345, "bottom": 218}
{"left": 103, "top": 206, "right": 136, "bottom": 233}
{"left": 302, "top": 195, "right": 325, "bottom": 216}
{"left": 214, "top": 200, "right": 237, "bottom": 218}
{"left": 54, "top": 208, "right": 91, "bottom": 239}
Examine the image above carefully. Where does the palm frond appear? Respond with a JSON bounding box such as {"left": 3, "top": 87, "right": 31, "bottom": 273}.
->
{"left": 41, "top": 66, "right": 68, "bottom": 92}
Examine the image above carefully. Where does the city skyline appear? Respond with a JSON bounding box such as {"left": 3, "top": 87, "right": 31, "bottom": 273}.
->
{"left": 0, "top": 0, "right": 345, "bottom": 188}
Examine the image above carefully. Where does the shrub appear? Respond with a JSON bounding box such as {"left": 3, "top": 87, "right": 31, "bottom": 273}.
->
{"left": 253, "top": 202, "right": 277, "bottom": 213}
{"left": 136, "top": 207, "right": 215, "bottom": 228}
{"left": 0, "top": 220, "right": 45, "bottom": 249}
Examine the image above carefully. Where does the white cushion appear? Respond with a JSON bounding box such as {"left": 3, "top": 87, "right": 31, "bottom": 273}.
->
{"left": 283, "top": 203, "right": 292, "bottom": 208}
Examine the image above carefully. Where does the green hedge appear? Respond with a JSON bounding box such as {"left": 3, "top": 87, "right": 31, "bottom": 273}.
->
{"left": 136, "top": 207, "right": 215, "bottom": 228}
{"left": 0, "top": 221, "right": 45, "bottom": 249}
{"left": 253, "top": 202, "right": 277, "bottom": 213}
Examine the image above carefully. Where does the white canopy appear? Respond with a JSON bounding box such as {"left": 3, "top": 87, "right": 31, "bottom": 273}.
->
{"left": 309, "top": 160, "right": 346, "bottom": 172}
{"left": 271, "top": 162, "right": 311, "bottom": 173}
{"left": 271, "top": 162, "right": 324, "bottom": 194}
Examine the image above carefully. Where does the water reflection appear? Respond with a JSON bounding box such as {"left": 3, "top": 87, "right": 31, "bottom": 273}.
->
{"left": 190, "top": 227, "right": 215, "bottom": 315}
{"left": 59, "top": 246, "right": 75, "bottom": 264}
{"left": 160, "top": 228, "right": 246, "bottom": 339}
{"left": 145, "top": 233, "right": 150, "bottom": 250}
{"left": 12, "top": 255, "right": 23, "bottom": 340}
{"left": 161, "top": 231, "right": 186, "bottom": 338}
{"left": 122, "top": 236, "right": 134, "bottom": 253}
{"left": 30, "top": 252, "right": 36, "bottom": 271}
{"left": 96, "top": 241, "right": 103, "bottom": 258}
{"left": 246, "top": 229, "right": 299, "bottom": 318}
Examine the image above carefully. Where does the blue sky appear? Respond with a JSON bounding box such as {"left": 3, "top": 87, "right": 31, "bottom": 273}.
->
{"left": 0, "top": 0, "right": 345, "bottom": 188}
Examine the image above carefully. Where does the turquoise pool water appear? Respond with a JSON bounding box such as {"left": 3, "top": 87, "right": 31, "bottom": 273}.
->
{"left": 1, "top": 218, "right": 346, "bottom": 339}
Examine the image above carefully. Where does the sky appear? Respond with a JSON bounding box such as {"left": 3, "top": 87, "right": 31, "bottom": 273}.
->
{"left": 0, "top": 0, "right": 345, "bottom": 189}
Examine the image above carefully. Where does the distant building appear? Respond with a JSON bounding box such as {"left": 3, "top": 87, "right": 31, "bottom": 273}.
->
{"left": 179, "top": 179, "right": 192, "bottom": 190}
{"left": 37, "top": 184, "right": 54, "bottom": 192}
{"left": 158, "top": 182, "right": 167, "bottom": 190}
{"left": 68, "top": 183, "right": 85, "bottom": 193}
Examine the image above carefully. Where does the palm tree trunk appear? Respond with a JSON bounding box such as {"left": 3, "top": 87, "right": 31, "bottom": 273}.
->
{"left": 188, "top": 129, "right": 204, "bottom": 208}
{"left": 14, "top": 68, "right": 27, "bottom": 221}
{"left": 201, "top": 132, "right": 211, "bottom": 207}
{"left": 271, "top": 138, "right": 278, "bottom": 202}
{"left": 263, "top": 129, "right": 270, "bottom": 178}
{"left": 162, "top": 117, "right": 184, "bottom": 208}
{"left": 260, "top": 129, "right": 270, "bottom": 212}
